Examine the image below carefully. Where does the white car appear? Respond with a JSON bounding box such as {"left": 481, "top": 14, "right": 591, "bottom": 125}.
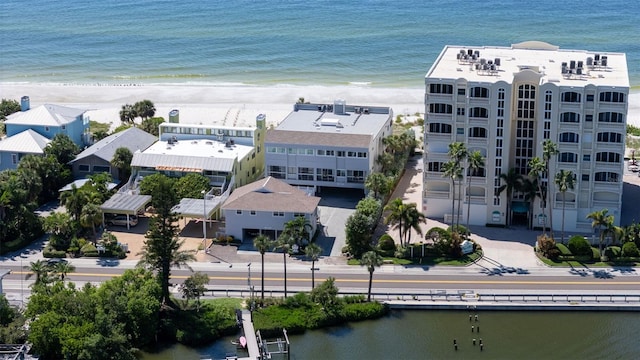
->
{"left": 629, "top": 164, "right": 639, "bottom": 172}
{"left": 106, "top": 215, "right": 138, "bottom": 227}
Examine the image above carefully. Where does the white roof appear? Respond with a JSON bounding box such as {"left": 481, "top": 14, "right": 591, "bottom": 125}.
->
{"left": 427, "top": 41, "right": 629, "bottom": 88}
{"left": 5, "top": 104, "right": 86, "bottom": 126}
{"left": 0, "top": 129, "right": 51, "bottom": 154}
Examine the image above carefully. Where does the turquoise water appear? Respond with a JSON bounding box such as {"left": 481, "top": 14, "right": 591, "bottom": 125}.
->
{"left": 1, "top": 0, "right": 638, "bottom": 88}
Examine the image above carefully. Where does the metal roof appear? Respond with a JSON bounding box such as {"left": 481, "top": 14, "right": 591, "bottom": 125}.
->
{"left": 5, "top": 104, "right": 85, "bottom": 126}
{"left": 72, "top": 127, "right": 157, "bottom": 163}
{"left": 59, "top": 179, "right": 118, "bottom": 192}
{"left": 171, "top": 195, "right": 227, "bottom": 218}
{"left": 131, "top": 152, "right": 236, "bottom": 173}
{"left": 0, "top": 129, "right": 51, "bottom": 154}
{"left": 100, "top": 193, "right": 152, "bottom": 214}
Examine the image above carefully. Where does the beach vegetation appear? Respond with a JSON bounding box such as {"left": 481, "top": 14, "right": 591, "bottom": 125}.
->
{"left": 0, "top": 98, "right": 20, "bottom": 120}
{"left": 180, "top": 272, "right": 210, "bottom": 312}
{"left": 0, "top": 294, "right": 27, "bottom": 344}
{"left": 134, "top": 100, "right": 156, "bottom": 120}
{"left": 173, "top": 173, "right": 210, "bottom": 199}
{"left": 627, "top": 124, "right": 640, "bottom": 136}
{"left": 45, "top": 133, "right": 81, "bottom": 165}
{"left": 112, "top": 123, "right": 132, "bottom": 133}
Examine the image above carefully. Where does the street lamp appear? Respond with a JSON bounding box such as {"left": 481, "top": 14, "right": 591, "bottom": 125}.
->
{"left": 201, "top": 190, "right": 207, "bottom": 240}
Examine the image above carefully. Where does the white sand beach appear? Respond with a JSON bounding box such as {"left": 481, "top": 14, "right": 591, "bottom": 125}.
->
{"left": 0, "top": 83, "right": 425, "bottom": 130}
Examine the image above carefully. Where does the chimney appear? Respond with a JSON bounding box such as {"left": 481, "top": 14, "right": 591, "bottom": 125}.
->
{"left": 20, "top": 96, "right": 30, "bottom": 111}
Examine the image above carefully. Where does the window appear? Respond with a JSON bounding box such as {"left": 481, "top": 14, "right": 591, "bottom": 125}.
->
{"left": 467, "top": 167, "right": 486, "bottom": 177}
{"left": 429, "top": 84, "right": 453, "bottom": 94}
{"left": 250, "top": 210, "right": 256, "bottom": 216}
{"left": 347, "top": 151, "right": 357, "bottom": 157}
{"left": 337, "top": 169, "right": 346, "bottom": 177}
{"left": 78, "top": 164, "right": 90, "bottom": 172}
{"left": 599, "top": 92, "right": 625, "bottom": 103}
{"left": 276, "top": 147, "right": 285, "bottom": 153}
{"left": 337, "top": 151, "right": 345, "bottom": 157}
{"left": 559, "top": 132, "right": 579, "bottom": 143}
{"left": 596, "top": 152, "right": 621, "bottom": 163}
{"left": 298, "top": 167, "right": 314, "bottom": 181}
{"left": 558, "top": 152, "right": 578, "bottom": 163}
{"left": 236, "top": 210, "right": 243, "bottom": 215}
{"left": 585, "top": 114, "right": 593, "bottom": 122}
{"left": 468, "top": 127, "right": 487, "bottom": 138}
{"left": 427, "top": 162, "right": 445, "bottom": 172}
{"left": 581, "top": 174, "right": 589, "bottom": 181}
{"left": 561, "top": 91, "right": 581, "bottom": 103}
{"left": 457, "top": 107, "right": 465, "bottom": 116}
{"left": 251, "top": 152, "right": 255, "bottom": 159}
{"left": 429, "top": 103, "right": 453, "bottom": 114}
{"left": 267, "top": 147, "right": 277, "bottom": 153}
{"left": 11, "top": 153, "right": 18, "bottom": 165}
{"left": 598, "top": 112, "right": 624, "bottom": 123}
{"left": 288, "top": 148, "right": 296, "bottom": 154}
{"left": 517, "top": 84, "right": 536, "bottom": 119}
{"left": 428, "top": 123, "right": 452, "bottom": 134}
{"left": 357, "top": 152, "right": 367, "bottom": 158}
{"left": 586, "top": 94, "right": 594, "bottom": 102}
{"left": 92, "top": 165, "right": 110, "bottom": 173}
{"left": 469, "top": 87, "right": 490, "bottom": 98}
{"left": 44, "top": 126, "right": 50, "bottom": 132}
{"left": 469, "top": 107, "right": 488, "bottom": 118}
{"left": 61, "top": 125, "right": 66, "bottom": 130}
{"left": 597, "top": 132, "right": 623, "bottom": 143}
{"left": 293, "top": 213, "right": 305, "bottom": 217}
{"left": 288, "top": 167, "right": 296, "bottom": 175}
{"left": 456, "top": 128, "right": 464, "bottom": 135}
{"left": 273, "top": 212, "right": 285, "bottom": 217}
{"left": 268, "top": 165, "right": 286, "bottom": 179}
{"left": 316, "top": 168, "right": 334, "bottom": 182}
{"left": 317, "top": 149, "right": 325, "bottom": 156}
{"left": 595, "top": 172, "right": 619, "bottom": 182}
{"left": 458, "top": 88, "right": 465, "bottom": 95}
{"left": 583, "top": 154, "right": 591, "bottom": 161}
{"left": 560, "top": 112, "right": 580, "bottom": 123}
{"left": 347, "top": 170, "right": 365, "bottom": 183}
{"left": 326, "top": 150, "right": 335, "bottom": 156}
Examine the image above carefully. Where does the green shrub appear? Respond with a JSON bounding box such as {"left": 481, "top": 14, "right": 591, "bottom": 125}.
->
{"left": 42, "top": 245, "right": 66, "bottom": 258}
{"left": 568, "top": 235, "right": 592, "bottom": 256}
{"left": 81, "top": 242, "right": 99, "bottom": 257}
{"left": 342, "top": 295, "right": 366, "bottom": 304}
{"left": 377, "top": 234, "right": 395, "bottom": 251}
{"left": 604, "top": 246, "right": 621, "bottom": 259}
{"left": 546, "top": 247, "right": 561, "bottom": 261}
{"left": 447, "top": 225, "right": 470, "bottom": 236}
{"left": 340, "top": 302, "right": 389, "bottom": 321}
{"left": 556, "top": 243, "right": 572, "bottom": 256}
{"left": 622, "top": 242, "right": 640, "bottom": 257}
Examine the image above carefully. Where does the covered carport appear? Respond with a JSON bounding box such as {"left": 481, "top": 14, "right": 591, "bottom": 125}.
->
{"left": 171, "top": 194, "right": 226, "bottom": 239}
{"left": 100, "top": 193, "right": 152, "bottom": 230}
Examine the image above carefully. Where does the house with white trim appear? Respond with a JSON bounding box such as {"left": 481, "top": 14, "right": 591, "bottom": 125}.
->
{"left": 0, "top": 129, "right": 51, "bottom": 171}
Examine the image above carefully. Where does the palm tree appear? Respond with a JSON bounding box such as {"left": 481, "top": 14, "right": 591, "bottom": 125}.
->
{"left": 384, "top": 198, "right": 406, "bottom": 244}
{"left": 134, "top": 100, "right": 156, "bottom": 120}
{"left": 276, "top": 234, "right": 294, "bottom": 298}
{"left": 542, "top": 140, "right": 559, "bottom": 238}
{"left": 520, "top": 178, "right": 539, "bottom": 230}
{"left": 111, "top": 147, "right": 134, "bottom": 182}
{"left": 60, "top": 184, "right": 87, "bottom": 222}
{"left": 586, "top": 209, "right": 614, "bottom": 256}
{"left": 80, "top": 203, "right": 102, "bottom": 241}
{"left": 442, "top": 161, "right": 462, "bottom": 227}
{"left": 283, "top": 216, "right": 313, "bottom": 247}
{"left": 26, "top": 260, "right": 49, "bottom": 285}
{"left": 448, "top": 142, "right": 468, "bottom": 227}
{"left": 528, "top": 157, "right": 547, "bottom": 233}
{"left": 555, "top": 170, "right": 576, "bottom": 243}
{"left": 365, "top": 172, "right": 391, "bottom": 200}
{"left": 497, "top": 168, "right": 523, "bottom": 227}
{"left": 465, "top": 150, "right": 485, "bottom": 228}
{"left": 305, "top": 243, "right": 322, "bottom": 289}
{"left": 402, "top": 204, "right": 426, "bottom": 246}
{"left": 119, "top": 104, "right": 136, "bottom": 124}
{"left": 253, "top": 234, "right": 272, "bottom": 300}
{"left": 360, "top": 250, "right": 383, "bottom": 302}
{"left": 53, "top": 261, "right": 76, "bottom": 281}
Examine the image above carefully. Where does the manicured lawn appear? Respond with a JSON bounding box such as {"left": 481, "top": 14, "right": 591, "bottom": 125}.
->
{"left": 348, "top": 250, "right": 482, "bottom": 266}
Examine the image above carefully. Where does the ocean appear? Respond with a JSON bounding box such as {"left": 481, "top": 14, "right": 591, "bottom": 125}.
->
{"left": 1, "top": 0, "right": 638, "bottom": 89}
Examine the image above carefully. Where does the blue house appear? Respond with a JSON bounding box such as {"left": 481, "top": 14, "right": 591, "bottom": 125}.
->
{"left": 4, "top": 97, "right": 90, "bottom": 147}
{"left": 0, "top": 129, "right": 51, "bottom": 171}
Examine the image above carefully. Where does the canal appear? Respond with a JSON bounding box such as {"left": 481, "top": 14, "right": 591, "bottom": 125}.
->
{"left": 142, "top": 309, "right": 640, "bottom": 359}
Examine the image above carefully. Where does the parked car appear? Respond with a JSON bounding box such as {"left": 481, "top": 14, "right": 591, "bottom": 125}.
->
{"left": 46, "top": 258, "right": 68, "bottom": 266}
{"left": 106, "top": 215, "right": 138, "bottom": 227}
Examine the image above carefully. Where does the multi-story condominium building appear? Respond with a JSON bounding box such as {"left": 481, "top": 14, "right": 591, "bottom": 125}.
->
{"left": 265, "top": 100, "right": 393, "bottom": 194}
{"left": 423, "top": 41, "right": 629, "bottom": 232}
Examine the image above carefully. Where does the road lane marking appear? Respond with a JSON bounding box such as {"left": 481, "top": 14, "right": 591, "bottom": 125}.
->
{"left": 11, "top": 271, "right": 640, "bottom": 286}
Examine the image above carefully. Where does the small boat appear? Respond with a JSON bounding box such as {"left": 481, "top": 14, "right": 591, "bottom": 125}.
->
{"left": 239, "top": 336, "right": 247, "bottom": 348}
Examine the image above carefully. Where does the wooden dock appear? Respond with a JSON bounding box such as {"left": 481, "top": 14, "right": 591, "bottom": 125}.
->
{"left": 235, "top": 310, "right": 260, "bottom": 360}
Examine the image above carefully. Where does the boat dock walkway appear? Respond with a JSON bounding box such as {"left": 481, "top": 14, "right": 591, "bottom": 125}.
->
{"left": 236, "top": 310, "right": 260, "bottom": 360}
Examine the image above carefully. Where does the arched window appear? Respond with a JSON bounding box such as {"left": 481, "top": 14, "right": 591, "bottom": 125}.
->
{"left": 558, "top": 152, "right": 578, "bottom": 163}
{"left": 558, "top": 132, "right": 579, "bottom": 143}
{"left": 560, "top": 112, "right": 580, "bottom": 123}
{"left": 468, "top": 127, "right": 487, "bottom": 138}
{"left": 429, "top": 84, "right": 453, "bottom": 94}
{"left": 594, "top": 172, "right": 619, "bottom": 182}
{"left": 561, "top": 91, "right": 581, "bottom": 103}
{"left": 599, "top": 92, "right": 625, "bottom": 103}
{"left": 428, "top": 123, "right": 452, "bottom": 134}
{"left": 427, "top": 162, "right": 445, "bottom": 172}
{"left": 429, "top": 103, "right": 453, "bottom": 114}
{"left": 469, "top": 107, "right": 488, "bottom": 118}
{"left": 469, "top": 87, "right": 490, "bottom": 98}
{"left": 595, "top": 152, "right": 621, "bottom": 163}
{"left": 597, "top": 112, "right": 624, "bottom": 123}
{"left": 596, "top": 132, "right": 623, "bottom": 143}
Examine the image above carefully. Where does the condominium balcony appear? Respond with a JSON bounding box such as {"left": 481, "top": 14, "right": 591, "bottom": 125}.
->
{"left": 467, "top": 137, "right": 489, "bottom": 146}
{"left": 593, "top": 181, "right": 622, "bottom": 192}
